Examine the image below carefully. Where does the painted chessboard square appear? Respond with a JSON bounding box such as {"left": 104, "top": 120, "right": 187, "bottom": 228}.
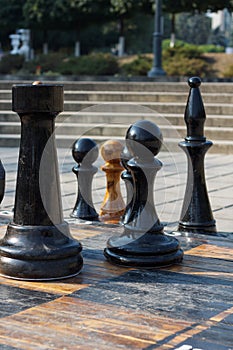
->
{"left": 0, "top": 284, "right": 60, "bottom": 318}
{"left": 72, "top": 269, "right": 233, "bottom": 323}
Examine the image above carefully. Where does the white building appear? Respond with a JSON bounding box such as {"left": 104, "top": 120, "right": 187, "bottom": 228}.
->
{"left": 210, "top": 9, "right": 233, "bottom": 48}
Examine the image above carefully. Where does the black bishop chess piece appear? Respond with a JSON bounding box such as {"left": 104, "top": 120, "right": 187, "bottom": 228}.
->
{"left": 176, "top": 76, "right": 217, "bottom": 235}
{"left": 104, "top": 120, "right": 183, "bottom": 267}
{"left": 71, "top": 138, "right": 99, "bottom": 221}
{"left": 0, "top": 82, "right": 83, "bottom": 280}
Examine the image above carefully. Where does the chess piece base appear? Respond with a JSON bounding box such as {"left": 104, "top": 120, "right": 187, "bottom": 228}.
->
{"left": 104, "top": 232, "right": 183, "bottom": 267}
{"left": 99, "top": 208, "right": 125, "bottom": 224}
{"left": 177, "top": 221, "right": 217, "bottom": 236}
{"left": 0, "top": 222, "right": 83, "bottom": 280}
{"left": 70, "top": 209, "right": 99, "bottom": 222}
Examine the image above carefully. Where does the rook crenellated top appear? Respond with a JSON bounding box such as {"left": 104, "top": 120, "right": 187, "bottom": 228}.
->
{"left": 12, "top": 83, "right": 63, "bottom": 114}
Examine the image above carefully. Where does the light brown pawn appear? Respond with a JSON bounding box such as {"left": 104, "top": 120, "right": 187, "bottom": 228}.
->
{"left": 99, "top": 140, "right": 125, "bottom": 224}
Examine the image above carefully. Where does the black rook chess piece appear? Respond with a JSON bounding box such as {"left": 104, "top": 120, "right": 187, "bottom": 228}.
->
{"left": 177, "top": 76, "right": 217, "bottom": 235}
{"left": 71, "top": 138, "right": 99, "bottom": 221}
{"left": 0, "top": 82, "right": 83, "bottom": 280}
{"left": 0, "top": 160, "right": 5, "bottom": 204}
{"left": 104, "top": 120, "right": 183, "bottom": 267}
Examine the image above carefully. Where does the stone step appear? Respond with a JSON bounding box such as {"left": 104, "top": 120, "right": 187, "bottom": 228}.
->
{"left": 1, "top": 121, "right": 232, "bottom": 141}
{"left": 1, "top": 80, "right": 233, "bottom": 93}
{"left": 0, "top": 133, "right": 232, "bottom": 154}
{"left": 62, "top": 101, "right": 233, "bottom": 116}
{"left": 0, "top": 111, "right": 232, "bottom": 128}
{"left": 59, "top": 112, "right": 233, "bottom": 128}
{"left": 1, "top": 89, "right": 233, "bottom": 104}
{"left": 2, "top": 89, "right": 231, "bottom": 104}
{"left": 62, "top": 81, "right": 233, "bottom": 93}
{"left": 0, "top": 80, "right": 231, "bottom": 154}
{"left": 64, "top": 91, "right": 233, "bottom": 104}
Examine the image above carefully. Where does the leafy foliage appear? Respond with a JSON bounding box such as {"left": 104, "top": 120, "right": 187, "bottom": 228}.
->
{"left": 23, "top": 52, "right": 66, "bottom": 74}
{"left": 120, "top": 44, "right": 211, "bottom": 77}
{"left": 162, "top": 45, "right": 209, "bottom": 77}
{"left": 163, "top": 0, "right": 233, "bottom": 14}
{"left": 120, "top": 55, "right": 152, "bottom": 76}
{"left": 58, "top": 53, "right": 119, "bottom": 75}
{"left": 162, "top": 39, "right": 224, "bottom": 53}
{"left": 0, "top": 54, "right": 25, "bottom": 74}
{"left": 223, "top": 64, "right": 233, "bottom": 78}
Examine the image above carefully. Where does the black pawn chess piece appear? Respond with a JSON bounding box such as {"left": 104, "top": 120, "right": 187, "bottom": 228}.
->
{"left": 104, "top": 120, "right": 183, "bottom": 267}
{"left": 0, "top": 82, "right": 83, "bottom": 280}
{"left": 177, "top": 76, "right": 217, "bottom": 235}
{"left": 120, "top": 146, "right": 134, "bottom": 225}
{"left": 71, "top": 138, "right": 99, "bottom": 221}
{"left": 0, "top": 160, "right": 5, "bottom": 204}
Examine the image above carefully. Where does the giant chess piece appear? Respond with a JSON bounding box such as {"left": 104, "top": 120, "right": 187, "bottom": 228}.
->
{"left": 99, "top": 140, "right": 125, "bottom": 224}
{"left": 104, "top": 120, "right": 183, "bottom": 267}
{"left": 71, "top": 138, "right": 99, "bottom": 221}
{"left": 0, "top": 160, "right": 5, "bottom": 204}
{"left": 120, "top": 146, "right": 134, "bottom": 225}
{"left": 0, "top": 82, "right": 83, "bottom": 280}
{"left": 177, "top": 77, "right": 216, "bottom": 235}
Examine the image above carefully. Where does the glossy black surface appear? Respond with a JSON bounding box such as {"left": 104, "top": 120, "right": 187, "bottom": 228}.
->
{"left": 0, "top": 83, "right": 83, "bottom": 280}
{"left": 0, "top": 159, "right": 5, "bottom": 204}
{"left": 71, "top": 138, "right": 99, "bottom": 221}
{"left": 105, "top": 120, "right": 183, "bottom": 267}
{"left": 120, "top": 146, "right": 134, "bottom": 225}
{"left": 178, "top": 77, "right": 217, "bottom": 235}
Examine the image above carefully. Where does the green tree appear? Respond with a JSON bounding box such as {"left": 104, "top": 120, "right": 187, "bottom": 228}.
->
{"left": 109, "top": 0, "right": 156, "bottom": 55}
{"left": 176, "top": 13, "right": 211, "bottom": 45}
{"left": 23, "top": 0, "right": 110, "bottom": 54}
{"left": 162, "top": 0, "right": 233, "bottom": 46}
{"left": 0, "top": 0, "right": 26, "bottom": 48}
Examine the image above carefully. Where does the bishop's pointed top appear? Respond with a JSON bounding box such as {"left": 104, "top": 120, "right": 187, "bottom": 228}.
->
{"left": 184, "top": 76, "right": 206, "bottom": 142}
{"left": 188, "top": 76, "right": 201, "bottom": 88}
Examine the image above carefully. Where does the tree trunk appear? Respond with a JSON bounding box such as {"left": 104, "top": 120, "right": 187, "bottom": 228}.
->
{"left": 118, "top": 17, "right": 125, "bottom": 56}
{"left": 170, "top": 13, "right": 176, "bottom": 48}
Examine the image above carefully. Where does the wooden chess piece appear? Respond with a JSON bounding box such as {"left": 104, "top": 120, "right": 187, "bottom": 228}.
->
{"left": 99, "top": 140, "right": 125, "bottom": 224}
{"left": 0, "top": 83, "right": 83, "bottom": 280}
{"left": 104, "top": 120, "right": 183, "bottom": 267}
{"left": 71, "top": 138, "right": 99, "bottom": 221}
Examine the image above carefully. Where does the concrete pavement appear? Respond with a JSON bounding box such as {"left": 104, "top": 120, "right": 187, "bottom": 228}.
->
{"left": 0, "top": 147, "right": 232, "bottom": 235}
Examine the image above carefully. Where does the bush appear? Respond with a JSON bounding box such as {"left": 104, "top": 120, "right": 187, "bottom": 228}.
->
{"left": 162, "top": 39, "right": 224, "bottom": 53}
{"left": 58, "top": 53, "right": 119, "bottom": 75}
{"left": 23, "top": 53, "right": 65, "bottom": 74}
{"left": 197, "top": 44, "right": 224, "bottom": 53}
{"left": 0, "top": 54, "right": 25, "bottom": 74}
{"left": 163, "top": 57, "right": 208, "bottom": 77}
{"left": 162, "top": 45, "right": 209, "bottom": 77}
{"left": 162, "top": 39, "right": 186, "bottom": 49}
{"left": 223, "top": 64, "right": 233, "bottom": 78}
{"left": 119, "top": 46, "right": 209, "bottom": 77}
{"left": 120, "top": 55, "right": 152, "bottom": 76}
{"left": 163, "top": 45, "right": 203, "bottom": 60}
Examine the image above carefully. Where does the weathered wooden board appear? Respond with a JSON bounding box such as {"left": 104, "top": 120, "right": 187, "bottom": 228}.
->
{"left": 0, "top": 223, "right": 233, "bottom": 350}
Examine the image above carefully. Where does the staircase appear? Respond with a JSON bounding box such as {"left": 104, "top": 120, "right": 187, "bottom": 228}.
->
{"left": 0, "top": 80, "right": 233, "bottom": 153}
